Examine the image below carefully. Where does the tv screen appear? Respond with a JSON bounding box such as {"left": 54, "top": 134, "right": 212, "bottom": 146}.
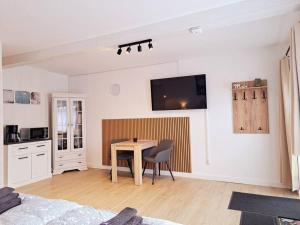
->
{"left": 151, "top": 74, "right": 207, "bottom": 111}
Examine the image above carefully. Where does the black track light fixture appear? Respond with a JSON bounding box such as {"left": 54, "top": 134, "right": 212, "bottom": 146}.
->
{"left": 117, "top": 48, "right": 122, "bottom": 55}
{"left": 117, "top": 39, "right": 152, "bottom": 55}
{"left": 126, "top": 46, "right": 131, "bottom": 54}
{"left": 138, "top": 44, "right": 142, "bottom": 52}
{"left": 148, "top": 41, "right": 153, "bottom": 50}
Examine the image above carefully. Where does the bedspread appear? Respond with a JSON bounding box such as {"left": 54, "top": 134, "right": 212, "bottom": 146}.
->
{"left": 0, "top": 194, "right": 182, "bottom": 225}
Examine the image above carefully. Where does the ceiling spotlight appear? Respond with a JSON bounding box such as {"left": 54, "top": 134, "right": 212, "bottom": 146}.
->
{"left": 148, "top": 42, "right": 153, "bottom": 50}
{"left": 126, "top": 46, "right": 131, "bottom": 54}
{"left": 138, "top": 44, "right": 142, "bottom": 52}
{"left": 189, "top": 26, "right": 203, "bottom": 34}
{"left": 117, "top": 48, "right": 122, "bottom": 55}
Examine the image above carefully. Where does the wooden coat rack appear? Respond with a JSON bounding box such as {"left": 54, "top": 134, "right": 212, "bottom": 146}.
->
{"left": 232, "top": 80, "right": 269, "bottom": 134}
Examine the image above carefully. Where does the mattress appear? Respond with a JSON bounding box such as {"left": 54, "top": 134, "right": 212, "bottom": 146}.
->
{"left": 0, "top": 194, "right": 182, "bottom": 225}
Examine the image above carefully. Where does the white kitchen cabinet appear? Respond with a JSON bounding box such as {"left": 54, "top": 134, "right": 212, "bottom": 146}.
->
{"left": 10, "top": 155, "right": 31, "bottom": 184}
{"left": 4, "top": 140, "right": 52, "bottom": 188}
{"left": 52, "top": 93, "right": 87, "bottom": 175}
{"left": 32, "top": 152, "right": 47, "bottom": 179}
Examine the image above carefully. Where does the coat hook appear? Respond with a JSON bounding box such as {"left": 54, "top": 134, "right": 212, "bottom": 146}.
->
{"left": 242, "top": 91, "right": 247, "bottom": 100}
{"left": 233, "top": 92, "right": 237, "bottom": 100}
{"left": 262, "top": 90, "right": 266, "bottom": 99}
{"left": 253, "top": 90, "right": 256, "bottom": 99}
{"left": 240, "top": 126, "right": 244, "bottom": 130}
{"left": 258, "top": 127, "right": 262, "bottom": 131}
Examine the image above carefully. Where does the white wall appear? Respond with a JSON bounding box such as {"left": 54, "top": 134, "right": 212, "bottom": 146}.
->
{"left": 3, "top": 66, "right": 68, "bottom": 131}
{"left": 0, "top": 42, "right": 4, "bottom": 186}
{"left": 69, "top": 45, "right": 284, "bottom": 187}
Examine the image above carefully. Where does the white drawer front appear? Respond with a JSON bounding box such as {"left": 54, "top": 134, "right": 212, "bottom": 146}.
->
{"left": 32, "top": 152, "right": 48, "bottom": 179}
{"left": 55, "top": 159, "right": 86, "bottom": 169}
{"left": 33, "top": 143, "right": 48, "bottom": 152}
{"left": 56, "top": 152, "right": 85, "bottom": 161}
{"left": 10, "top": 155, "right": 31, "bottom": 184}
{"left": 11, "top": 145, "right": 32, "bottom": 156}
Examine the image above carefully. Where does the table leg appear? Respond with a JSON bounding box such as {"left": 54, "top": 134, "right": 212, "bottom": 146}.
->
{"left": 134, "top": 146, "right": 142, "bottom": 185}
{"left": 111, "top": 144, "right": 118, "bottom": 183}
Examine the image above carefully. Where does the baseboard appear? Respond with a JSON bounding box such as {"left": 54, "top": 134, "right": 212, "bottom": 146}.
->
{"left": 97, "top": 164, "right": 288, "bottom": 188}
{"left": 187, "top": 172, "right": 288, "bottom": 189}
{"left": 87, "top": 162, "right": 101, "bottom": 169}
{"left": 10, "top": 174, "right": 52, "bottom": 188}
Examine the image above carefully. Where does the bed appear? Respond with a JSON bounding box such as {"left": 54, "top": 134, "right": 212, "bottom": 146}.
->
{"left": 0, "top": 194, "right": 182, "bottom": 225}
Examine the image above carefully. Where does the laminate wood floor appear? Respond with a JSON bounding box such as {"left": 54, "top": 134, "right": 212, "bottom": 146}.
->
{"left": 17, "top": 169, "right": 297, "bottom": 225}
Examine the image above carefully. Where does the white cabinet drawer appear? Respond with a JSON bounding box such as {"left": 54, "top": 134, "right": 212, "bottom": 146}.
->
{"left": 34, "top": 143, "right": 48, "bottom": 151}
{"left": 32, "top": 152, "right": 48, "bottom": 179}
{"left": 9, "top": 155, "right": 31, "bottom": 184}
{"left": 11, "top": 145, "right": 32, "bottom": 156}
{"left": 56, "top": 152, "right": 85, "bottom": 161}
{"left": 55, "top": 159, "right": 86, "bottom": 169}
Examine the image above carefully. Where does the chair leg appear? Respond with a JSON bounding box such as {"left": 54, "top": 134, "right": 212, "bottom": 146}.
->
{"left": 152, "top": 163, "right": 156, "bottom": 185}
{"left": 166, "top": 162, "right": 175, "bottom": 181}
{"left": 110, "top": 169, "right": 112, "bottom": 180}
{"left": 127, "top": 159, "right": 134, "bottom": 178}
{"left": 159, "top": 162, "right": 161, "bottom": 176}
{"left": 142, "top": 162, "right": 148, "bottom": 176}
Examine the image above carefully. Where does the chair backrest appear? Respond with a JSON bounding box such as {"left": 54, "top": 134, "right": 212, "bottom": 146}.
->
{"left": 154, "top": 139, "right": 174, "bottom": 162}
{"left": 109, "top": 139, "right": 130, "bottom": 158}
{"left": 157, "top": 139, "right": 174, "bottom": 152}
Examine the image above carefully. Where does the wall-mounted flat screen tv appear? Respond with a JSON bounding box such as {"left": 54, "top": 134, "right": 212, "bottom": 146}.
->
{"left": 151, "top": 74, "right": 207, "bottom": 111}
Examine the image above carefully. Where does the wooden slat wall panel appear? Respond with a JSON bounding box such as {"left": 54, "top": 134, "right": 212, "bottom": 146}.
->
{"left": 102, "top": 117, "right": 191, "bottom": 173}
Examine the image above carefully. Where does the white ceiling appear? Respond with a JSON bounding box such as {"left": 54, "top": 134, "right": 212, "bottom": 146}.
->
{"left": 0, "top": 0, "right": 244, "bottom": 57}
{"left": 1, "top": 0, "right": 300, "bottom": 75}
{"left": 30, "top": 12, "right": 300, "bottom": 76}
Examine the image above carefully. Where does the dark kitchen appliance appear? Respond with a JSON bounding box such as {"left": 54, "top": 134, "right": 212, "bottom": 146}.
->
{"left": 5, "top": 125, "right": 20, "bottom": 143}
{"left": 28, "top": 127, "right": 49, "bottom": 140}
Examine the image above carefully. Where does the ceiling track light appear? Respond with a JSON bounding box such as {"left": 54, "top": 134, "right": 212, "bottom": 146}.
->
{"left": 117, "top": 39, "right": 152, "bottom": 55}
{"left": 148, "top": 42, "right": 153, "bottom": 50}
{"left": 126, "top": 46, "right": 131, "bottom": 54}
{"left": 117, "top": 48, "right": 122, "bottom": 55}
{"left": 138, "top": 44, "right": 142, "bottom": 52}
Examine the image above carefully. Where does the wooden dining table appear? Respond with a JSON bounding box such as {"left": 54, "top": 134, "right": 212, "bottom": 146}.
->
{"left": 111, "top": 140, "right": 158, "bottom": 185}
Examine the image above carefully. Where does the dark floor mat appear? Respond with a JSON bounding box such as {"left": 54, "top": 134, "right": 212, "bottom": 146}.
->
{"left": 228, "top": 192, "right": 300, "bottom": 220}
{"left": 240, "top": 212, "right": 277, "bottom": 225}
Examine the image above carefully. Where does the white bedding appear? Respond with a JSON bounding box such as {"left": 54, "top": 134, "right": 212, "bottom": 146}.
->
{"left": 0, "top": 194, "right": 182, "bottom": 225}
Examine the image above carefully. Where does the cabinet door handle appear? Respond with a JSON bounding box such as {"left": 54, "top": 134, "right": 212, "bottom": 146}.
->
{"left": 59, "top": 164, "right": 63, "bottom": 166}
{"left": 18, "top": 156, "right": 28, "bottom": 160}
{"left": 37, "top": 145, "right": 45, "bottom": 148}
{"left": 58, "top": 156, "right": 63, "bottom": 158}
{"left": 18, "top": 147, "right": 28, "bottom": 150}
{"left": 36, "top": 153, "right": 45, "bottom": 157}
{"left": 78, "top": 154, "right": 82, "bottom": 156}
{"left": 78, "top": 162, "right": 82, "bottom": 164}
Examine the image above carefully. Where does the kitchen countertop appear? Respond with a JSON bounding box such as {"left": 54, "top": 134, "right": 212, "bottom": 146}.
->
{"left": 4, "top": 138, "right": 51, "bottom": 145}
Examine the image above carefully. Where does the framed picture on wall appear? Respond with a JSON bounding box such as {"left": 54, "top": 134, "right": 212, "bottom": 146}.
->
{"left": 31, "top": 92, "right": 41, "bottom": 104}
{"left": 3, "top": 89, "right": 14, "bottom": 104}
{"left": 15, "top": 91, "right": 31, "bottom": 104}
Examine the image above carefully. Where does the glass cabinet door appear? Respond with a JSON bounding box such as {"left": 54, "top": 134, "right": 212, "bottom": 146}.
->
{"left": 55, "top": 99, "right": 70, "bottom": 152}
{"left": 71, "top": 99, "right": 84, "bottom": 151}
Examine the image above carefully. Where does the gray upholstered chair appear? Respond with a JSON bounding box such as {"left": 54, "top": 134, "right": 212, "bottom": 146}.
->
{"left": 110, "top": 139, "right": 134, "bottom": 178}
{"left": 142, "top": 139, "right": 175, "bottom": 185}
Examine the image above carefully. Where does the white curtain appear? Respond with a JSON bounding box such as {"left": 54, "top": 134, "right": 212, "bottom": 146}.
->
{"left": 280, "top": 22, "right": 300, "bottom": 191}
